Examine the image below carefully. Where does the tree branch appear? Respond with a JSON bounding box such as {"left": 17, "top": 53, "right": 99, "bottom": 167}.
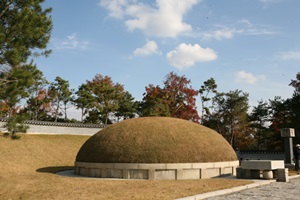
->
{"left": 0, "top": 0, "right": 13, "bottom": 19}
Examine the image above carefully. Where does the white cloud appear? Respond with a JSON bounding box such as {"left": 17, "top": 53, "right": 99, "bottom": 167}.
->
{"left": 100, "top": 0, "right": 200, "bottom": 38}
{"left": 199, "top": 20, "right": 276, "bottom": 42}
{"left": 52, "top": 33, "right": 89, "bottom": 50}
{"left": 242, "top": 28, "right": 275, "bottom": 36}
{"left": 99, "top": 0, "right": 129, "bottom": 19}
{"left": 260, "top": 0, "right": 279, "bottom": 3}
{"left": 260, "top": 0, "right": 282, "bottom": 5}
{"left": 278, "top": 51, "right": 300, "bottom": 61}
{"left": 239, "top": 19, "right": 252, "bottom": 27}
{"left": 235, "top": 71, "right": 266, "bottom": 84}
{"left": 133, "top": 40, "right": 162, "bottom": 57}
{"left": 201, "top": 28, "right": 234, "bottom": 41}
{"left": 166, "top": 43, "right": 217, "bottom": 70}
{"left": 237, "top": 19, "right": 276, "bottom": 36}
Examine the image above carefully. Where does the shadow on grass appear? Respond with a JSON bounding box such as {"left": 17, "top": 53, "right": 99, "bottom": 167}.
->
{"left": 36, "top": 166, "right": 74, "bottom": 174}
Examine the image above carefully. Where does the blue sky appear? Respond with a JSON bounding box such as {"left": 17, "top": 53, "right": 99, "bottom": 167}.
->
{"left": 36, "top": 0, "right": 300, "bottom": 119}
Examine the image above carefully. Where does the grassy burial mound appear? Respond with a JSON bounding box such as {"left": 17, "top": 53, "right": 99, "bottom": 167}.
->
{"left": 76, "top": 117, "right": 237, "bottom": 163}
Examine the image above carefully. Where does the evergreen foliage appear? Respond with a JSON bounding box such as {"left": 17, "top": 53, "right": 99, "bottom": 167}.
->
{"left": 48, "top": 76, "right": 73, "bottom": 122}
{"left": 0, "top": 0, "right": 52, "bottom": 68}
{"left": 0, "top": 64, "right": 45, "bottom": 117}
{"left": 72, "top": 74, "right": 137, "bottom": 124}
{"left": 204, "top": 90, "right": 254, "bottom": 150}
{"left": 4, "top": 115, "right": 29, "bottom": 139}
{"left": 199, "top": 77, "right": 218, "bottom": 124}
{"left": 0, "top": 0, "right": 52, "bottom": 138}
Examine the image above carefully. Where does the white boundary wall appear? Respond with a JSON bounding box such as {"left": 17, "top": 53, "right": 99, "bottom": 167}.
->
{"left": 0, "top": 121, "right": 104, "bottom": 135}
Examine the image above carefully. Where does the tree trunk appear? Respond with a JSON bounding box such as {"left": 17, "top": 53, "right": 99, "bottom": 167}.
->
{"left": 81, "top": 108, "right": 84, "bottom": 123}
{"left": 55, "top": 106, "right": 59, "bottom": 122}
{"left": 64, "top": 103, "right": 67, "bottom": 121}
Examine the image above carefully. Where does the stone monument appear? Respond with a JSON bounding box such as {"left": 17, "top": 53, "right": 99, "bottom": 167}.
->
{"left": 281, "top": 128, "right": 295, "bottom": 166}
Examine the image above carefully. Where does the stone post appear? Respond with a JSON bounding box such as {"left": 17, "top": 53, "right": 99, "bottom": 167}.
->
{"left": 280, "top": 128, "right": 295, "bottom": 165}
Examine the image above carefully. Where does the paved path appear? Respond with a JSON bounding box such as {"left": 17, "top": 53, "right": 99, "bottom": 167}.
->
{"left": 177, "top": 175, "right": 300, "bottom": 200}
{"left": 205, "top": 177, "right": 300, "bottom": 200}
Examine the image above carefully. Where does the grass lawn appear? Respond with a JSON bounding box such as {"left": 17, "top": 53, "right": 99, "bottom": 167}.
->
{"left": 0, "top": 134, "right": 253, "bottom": 200}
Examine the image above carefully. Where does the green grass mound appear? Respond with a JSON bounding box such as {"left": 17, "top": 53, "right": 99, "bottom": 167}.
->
{"left": 76, "top": 117, "right": 237, "bottom": 163}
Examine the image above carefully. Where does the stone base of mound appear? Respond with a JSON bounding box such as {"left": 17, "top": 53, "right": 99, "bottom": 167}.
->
{"left": 75, "top": 161, "right": 239, "bottom": 180}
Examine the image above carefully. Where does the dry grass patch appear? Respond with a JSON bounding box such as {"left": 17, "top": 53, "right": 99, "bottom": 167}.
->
{"left": 289, "top": 169, "right": 300, "bottom": 176}
{"left": 0, "top": 133, "right": 252, "bottom": 200}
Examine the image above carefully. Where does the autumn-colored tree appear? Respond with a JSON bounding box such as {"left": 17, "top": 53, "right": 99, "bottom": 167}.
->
{"left": 86, "top": 74, "right": 125, "bottom": 124}
{"left": 141, "top": 72, "right": 199, "bottom": 122}
{"left": 23, "top": 66, "right": 50, "bottom": 120}
{"left": 141, "top": 84, "right": 171, "bottom": 117}
{"left": 289, "top": 72, "right": 300, "bottom": 92}
{"left": 164, "top": 72, "right": 199, "bottom": 122}
{"left": 26, "top": 88, "right": 53, "bottom": 121}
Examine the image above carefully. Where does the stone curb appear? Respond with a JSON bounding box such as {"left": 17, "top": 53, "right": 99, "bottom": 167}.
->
{"left": 176, "top": 175, "right": 300, "bottom": 200}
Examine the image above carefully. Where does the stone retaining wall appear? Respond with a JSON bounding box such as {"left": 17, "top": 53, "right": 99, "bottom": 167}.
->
{"left": 75, "top": 161, "right": 239, "bottom": 180}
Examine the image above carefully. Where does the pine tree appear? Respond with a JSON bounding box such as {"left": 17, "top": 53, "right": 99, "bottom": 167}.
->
{"left": 0, "top": 0, "right": 52, "bottom": 70}
{"left": 0, "top": 0, "right": 52, "bottom": 138}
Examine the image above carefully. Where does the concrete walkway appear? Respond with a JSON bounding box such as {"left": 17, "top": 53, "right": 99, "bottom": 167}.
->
{"left": 177, "top": 175, "right": 300, "bottom": 200}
